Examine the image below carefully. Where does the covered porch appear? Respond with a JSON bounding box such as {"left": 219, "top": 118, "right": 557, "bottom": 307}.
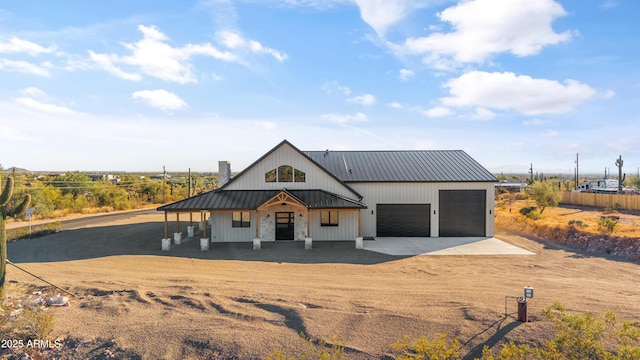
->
{"left": 157, "top": 188, "right": 366, "bottom": 250}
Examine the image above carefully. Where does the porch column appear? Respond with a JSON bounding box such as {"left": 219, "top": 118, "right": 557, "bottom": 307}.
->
{"left": 164, "top": 211, "right": 168, "bottom": 239}
{"left": 357, "top": 209, "right": 361, "bottom": 237}
{"left": 176, "top": 213, "right": 180, "bottom": 233}
{"left": 255, "top": 210, "right": 259, "bottom": 238}
{"left": 307, "top": 209, "right": 311, "bottom": 238}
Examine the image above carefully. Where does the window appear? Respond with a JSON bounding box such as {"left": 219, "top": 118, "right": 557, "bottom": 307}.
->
{"left": 265, "top": 166, "right": 306, "bottom": 183}
{"left": 321, "top": 211, "right": 339, "bottom": 226}
{"left": 232, "top": 212, "right": 251, "bottom": 228}
{"left": 265, "top": 169, "right": 276, "bottom": 182}
{"left": 278, "top": 165, "right": 293, "bottom": 182}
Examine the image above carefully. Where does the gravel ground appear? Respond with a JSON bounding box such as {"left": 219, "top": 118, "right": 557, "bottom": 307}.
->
{"left": 4, "top": 212, "right": 639, "bottom": 359}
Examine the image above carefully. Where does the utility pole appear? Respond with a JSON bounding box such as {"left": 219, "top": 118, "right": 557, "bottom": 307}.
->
{"left": 615, "top": 155, "right": 623, "bottom": 193}
{"left": 162, "top": 165, "right": 166, "bottom": 204}
{"left": 528, "top": 163, "right": 533, "bottom": 184}
{"left": 188, "top": 168, "right": 192, "bottom": 198}
{"left": 575, "top": 153, "right": 579, "bottom": 190}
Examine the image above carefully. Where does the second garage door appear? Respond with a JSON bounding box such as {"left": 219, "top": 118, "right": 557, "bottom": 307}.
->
{"left": 439, "top": 190, "right": 486, "bottom": 237}
{"left": 376, "top": 204, "right": 431, "bottom": 237}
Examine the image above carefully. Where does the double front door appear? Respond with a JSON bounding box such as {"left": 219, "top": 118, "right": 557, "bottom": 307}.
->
{"left": 275, "top": 212, "right": 294, "bottom": 240}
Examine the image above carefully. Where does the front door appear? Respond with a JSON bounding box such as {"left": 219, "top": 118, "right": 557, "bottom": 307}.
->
{"left": 275, "top": 212, "right": 295, "bottom": 240}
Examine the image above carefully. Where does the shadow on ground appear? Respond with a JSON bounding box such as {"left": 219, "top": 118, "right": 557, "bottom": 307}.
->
{"left": 8, "top": 221, "right": 406, "bottom": 265}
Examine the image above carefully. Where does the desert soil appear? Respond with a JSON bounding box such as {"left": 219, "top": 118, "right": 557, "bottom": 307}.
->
{"left": 3, "top": 212, "right": 640, "bottom": 359}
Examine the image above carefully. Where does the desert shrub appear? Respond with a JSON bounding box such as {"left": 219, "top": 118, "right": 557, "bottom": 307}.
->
{"left": 519, "top": 206, "right": 537, "bottom": 216}
{"left": 391, "top": 333, "right": 461, "bottom": 360}
{"left": 598, "top": 217, "right": 618, "bottom": 233}
{"left": 568, "top": 219, "right": 587, "bottom": 228}
{"left": 479, "top": 302, "right": 640, "bottom": 360}
{"left": 266, "top": 333, "right": 347, "bottom": 360}
{"left": 0, "top": 286, "right": 56, "bottom": 342}
{"left": 524, "top": 210, "right": 542, "bottom": 220}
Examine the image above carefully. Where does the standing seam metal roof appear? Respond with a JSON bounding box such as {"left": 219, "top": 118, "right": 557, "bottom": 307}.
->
{"left": 157, "top": 189, "right": 366, "bottom": 211}
{"left": 304, "top": 150, "right": 498, "bottom": 182}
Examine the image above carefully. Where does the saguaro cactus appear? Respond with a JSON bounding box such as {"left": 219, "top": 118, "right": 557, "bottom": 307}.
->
{"left": 0, "top": 176, "right": 31, "bottom": 300}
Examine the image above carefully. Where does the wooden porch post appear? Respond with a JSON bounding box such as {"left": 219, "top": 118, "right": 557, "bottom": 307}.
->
{"left": 202, "top": 212, "right": 207, "bottom": 238}
{"left": 189, "top": 212, "right": 193, "bottom": 225}
{"left": 164, "top": 211, "right": 168, "bottom": 239}
{"left": 176, "top": 213, "right": 180, "bottom": 233}
{"left": 357, "top": 209, "right": 361, "bottom": 237}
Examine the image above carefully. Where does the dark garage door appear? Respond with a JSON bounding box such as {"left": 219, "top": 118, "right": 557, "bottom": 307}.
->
{"left": 439, "top": 190, "right": 486, "bottom": 237}
{"left": 376, "top": 204, "right": 430, "bottom": 237}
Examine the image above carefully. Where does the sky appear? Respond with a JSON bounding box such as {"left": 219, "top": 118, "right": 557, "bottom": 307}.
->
{"left": 1, "top": 0, "right": 639, "bottom": 176}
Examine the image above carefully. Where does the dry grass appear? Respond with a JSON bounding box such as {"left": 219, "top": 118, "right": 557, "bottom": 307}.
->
{"left": 495, "top": 198, "right": 640, "bottom": 238}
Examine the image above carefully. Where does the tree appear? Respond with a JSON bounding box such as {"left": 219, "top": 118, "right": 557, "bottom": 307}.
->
{"left": 529, "top": 180, "right": 561, "bottom": 214}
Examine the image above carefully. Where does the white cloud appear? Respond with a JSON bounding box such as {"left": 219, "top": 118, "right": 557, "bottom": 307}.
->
{"left": 440, "top": 71, "right": 601, "bottom": 115}
{"left": 132, "top": 89, "right": 188, "bottom": 111}
{"left": 0, "top": 59, "right": 50, "bottom": 76}
{"left": 88, "top": 51, "right": 142, "bottom": 81}
{"left": 543, "top": 130, "right": 560, "bottom": 137}
{"left": 391, "top": 0, "right": 573, "bottom": 67}
{"left": 386, "top": 101, "right": 403, "bottom": 109}
{"left": 601, "top": 1, "right": 618, "bottom": 9}
{"left": 15, "top": 97, "right": 79, "bottom": 114}
{"left": 21, "top": 87, "right": 46, "bottom": 97}
{"left": 321, "top": 112, "right": 367, "bottom": 124}
{"left": 470, "top": 107, "right": 496, "bottom": 120}
{"left": 422, "top": 106, "right": 453, "bottom": 118}
{"left": 347, "top": 93, "right": 376, "bottom": 106}
{"left": 89, "top": 24, "right": 237, "bottom": 84}
{"left": 321, "top": 81, "right": 351, "bottom": 96}
{"left": 352, "top": 0, "right": 429, "bottom": 36}
{"left": 399, "top": 68, "right": 414, "bottom": 81}
{"left": 0, "top": 37, "right": 55, "bottom": 56}
{"left": 216, "top": 30, "right": 288, "bottom": 62}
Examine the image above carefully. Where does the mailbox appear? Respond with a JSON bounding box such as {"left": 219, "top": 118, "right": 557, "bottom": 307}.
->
{"left": 524, "top": 286, "right": 534, "bottom": 299}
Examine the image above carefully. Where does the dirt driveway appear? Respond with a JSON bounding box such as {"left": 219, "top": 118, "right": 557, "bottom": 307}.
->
{"left": 6, "top": 212, "right": 640, "bottom": 359}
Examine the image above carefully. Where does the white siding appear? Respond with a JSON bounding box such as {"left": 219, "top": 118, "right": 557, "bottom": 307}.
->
{"left": 224, "top": 143, "right": 358, "bottom": 199}
{"left": 211, "top": 212, "right": 255, "bottom": 242}
{"left": 309, "top": 210, "right": 358, "bottom": 241}
{"left": 352, "top": 182, "right": 495, "bottom": 238}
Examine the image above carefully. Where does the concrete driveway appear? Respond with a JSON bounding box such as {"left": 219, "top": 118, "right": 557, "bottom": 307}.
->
{"left": 363, "top": 237, "right": 535, "bottom": 256}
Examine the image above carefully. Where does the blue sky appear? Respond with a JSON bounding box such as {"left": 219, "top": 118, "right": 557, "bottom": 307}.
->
{"left": 1, "top": 0, "right": 638, "bottom": 175}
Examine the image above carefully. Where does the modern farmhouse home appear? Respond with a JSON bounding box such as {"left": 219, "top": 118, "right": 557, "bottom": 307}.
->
{"left": 158, "top": 140, "right": 498, "bottom": 245}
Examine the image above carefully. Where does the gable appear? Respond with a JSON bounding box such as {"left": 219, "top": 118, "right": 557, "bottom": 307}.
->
{"left": 222, "top": 141, "right": 361, "bottom": 199}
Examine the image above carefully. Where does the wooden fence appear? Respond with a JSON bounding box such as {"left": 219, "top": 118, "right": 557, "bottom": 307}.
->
{"left": 561, "top": 192, "right": 640, "bottom": 211}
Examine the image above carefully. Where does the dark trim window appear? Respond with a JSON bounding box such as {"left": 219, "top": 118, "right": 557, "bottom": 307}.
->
{"left": 265, "top": 166, "right": 306, "bottom": 183}
{"left": 265, "top": 169, "right": 276, "bottom": 182}
{"left": 232, "top": 212, "right": 251, "bottom": 228}
{"left": 321, "top": 211, "right": 339, "bottom": 226}
{"left": 278, "top": 165, "right": 293, "bottom": 182}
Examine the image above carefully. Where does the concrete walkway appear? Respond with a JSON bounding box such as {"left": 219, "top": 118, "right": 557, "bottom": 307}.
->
{"left": 363, "top": 237, "right": 535, "bottom": 256}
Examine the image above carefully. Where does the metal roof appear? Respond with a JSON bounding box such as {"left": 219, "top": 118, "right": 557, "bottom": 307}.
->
{"left": 304, "top": 150, "right": 498, "bottom": 183}
{"left": 158, "top": 189, "right": 366, "bottom": 211}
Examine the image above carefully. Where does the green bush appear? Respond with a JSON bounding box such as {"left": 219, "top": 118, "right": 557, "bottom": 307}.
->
{"left": 597, "top": 217, "right": 618, "bottom": 233}
{"left": 479, "top": 302, "right": 640, "bottom": 359}
{"left": 391, "top": 334, "right": 461, "bottom": 360}
{"left": 568, "top": 219, "right": 587, "bottom": 228}
{"left": 266, "top": 333, "right": 347, "bottom": 360}
{"left": 519, "top": 206, "right": 537, "bottom": 216}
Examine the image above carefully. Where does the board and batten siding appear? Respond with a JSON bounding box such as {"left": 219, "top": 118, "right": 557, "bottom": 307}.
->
{"left": 223, "top": 143, "right": 357, "bottom": 199}
{"left": 309, "top": 210, "right": 358, "bottom": 241}
{"left": 210, "top": 211, "right": 255, "bottom": 242}
{"left": 352, "top": 182, "right": 495, "bottom": 238}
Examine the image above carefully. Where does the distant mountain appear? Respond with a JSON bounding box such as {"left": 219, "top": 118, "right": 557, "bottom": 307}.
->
{"left": 4, "top": 167, "right": 31, "bottom": 173}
